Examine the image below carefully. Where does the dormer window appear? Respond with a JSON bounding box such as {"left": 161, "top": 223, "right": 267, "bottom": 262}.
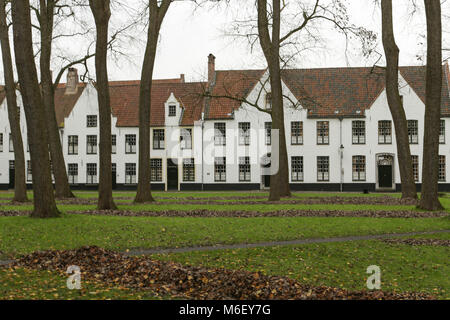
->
{"left": 265, "top": 92, "right": 272, "bottom": 110}
{"left": 169, "top": 105, "right": 176, "bottom": 117}
{"left": 87, "top": 115, "right": 97, "bottom": 127}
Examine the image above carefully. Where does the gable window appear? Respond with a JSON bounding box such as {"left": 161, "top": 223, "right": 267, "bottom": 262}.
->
{"left": 125, "top": 163, "right": 137, "bottom": 184}
{"left": 183, "top": 158, "right": 195, "bottom": 182}
{"left": 111, "top": 135, "right": 116, "bottom": 154}
{"left": 168, "top": 105, "right": 176, "bottom": 117}
{"left": 352, "top": 156, "right": 366, "bottom": 181}
{"left": 352, "top": 121, "right": 365, "bottom": 144}
{"left": 86, "top": 163, "right": 97, "bottom": 184}
{"left": 378, "top": 120, "right": 392, "bottom": 144}
{"left": 239, "top": 156, "right": 251, "bottom": 182}
{"left": 265, "top": 92, "right": 272, "bottom": 110}
{"left": 0, "top": 133, "right": 3, "bottom": 152}
{"left": 9, "top": 134, "right": 13, "bottom": 152}
{"left": 150, "top": 159, "right": 162, "bottom": 182}
{"left": 239, "top": 122, "right": 250, "bottom": 146}
{"left": 291, "top": 121, "right": 303, "bottom": 145}
{"left": 265, "top": 122, "right": 272, "bottom": 145}
{"left": 86, "top": 135, "right": 97, "bottom": 154}
{"left": 86, "top": 115, "right": 97, "bottom": 127}
{"left": 214, "top": 157, "right": 226, "bottom": 182}
{"left": 408, "top": 120, "right": 419, "bottom": 144}
{"left": 153, "top": 129, "right": 165, "bottom": 150}
{"left": 317, "top": 156, "right": 329, "bottom": 181}
{"left": 317, "top": 121, "right": 329, "bottom": 145}
{"left": 27, "top": 160, "right": 32, "bottom": 182}
{"left": 440, "top": 120, "right": 445, "bottom": 144}
{"left": 68, "top": 135, "right": 78, "bottom": 155}
{"left": 411, "top": 155, "right": 419, "bottom": 182}
{"left": 214, "top": 123, "right": 226, "bottom": 146}
{"left": 180, "top": 128, "right": 192, "bottom": 150}
{"left": 291, "top": 156, "right": 304, "bottom": 182}
{"left": 439, "top": 155, "right": 446, "bottom": 182}
{"left": 68, "top": 163, "right": 78, "bottom": 184}
{"left": 125, "top": 134, "right": 136, "bottom": 154}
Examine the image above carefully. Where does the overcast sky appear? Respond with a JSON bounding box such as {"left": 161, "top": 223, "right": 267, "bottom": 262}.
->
{"left": 1, "top": 0, "right": 448, "bottom": 84}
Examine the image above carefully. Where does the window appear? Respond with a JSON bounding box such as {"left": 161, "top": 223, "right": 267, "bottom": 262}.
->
{"left": 291, "top": 121, "right": 303, "bottom": 145}
{"left": 239, "top": 156, "right": 251, "bottom": 182}
{"left": 265, "top": 92, "right": 272, "bottom": 110}
{"left": 153, "top": 129, "right": 165, "bottom": 150}
{"left": 9, "top": 133, "right": 13, "bottom": 152}
{"left": 411, "top": 155, "right": 419, "bottom": 182}
{"left": 265, "top": 122, "right": 272, "bottom": 145}
{"left": 125, "top": 134, "right": 136, "bottom": 154}
{"left": 408, "top": 120, "right": 419, "bottom": 144}
{"left": 111, "top": 135, "right": 116, "bottom": 154}
{"left": 0, "top": 133, "right": 3, "bottom": 152}
{"left": 125, "top": 163, "right": 137, "bottom": 184}
{"left": 168, "top": 105, "right": 176, "bottom": 117}
{"left": 180, "top": 128, "right": 192, "bottom": 149}
{"left": 68, "top": 135, "right": 78, "bottom": 155}
{"left": 86, "top": 115, "right": 97, "bottom": 127}
{"left": 68, "top": 163, "right": 78, "bottom": 184}
{"left": 378, "top": 120, "right": 392, "bottom": 144}
{"left": 86, "top": 135, "right": 97, "bottom": 154}
{"left": 317, "top": 156, "right": 329, "bottom": 181}
{"left": 317, "top": 121, "right": 329, "bottom": 145}
{"left": 352, "top": 156, "right": 366, "bottom": 181}
{"left": 291, "top": 156, "right": 304, "bottom": 182}
{"left": 183, "top": 158, "right": 195, "bottom": 182}
{"left": 439, "top": 155, "right": 446, "bottom": 182}
{"left": 440, "top": 120, "right": 445, "bottom": 144}
{"left": 352, "top": 121, "right": 365, "bottom": 144}
{"left": 26, "top": 160, "right": 32, "bottom": 182}
{"left": 239, "top": 122, "right": 250, "bottom": 146}
{"left": 150, "top": 159, "right": 162, "bottom": 182}
{"left": 214, "top": 157, "right": 226, "bottom": 182}
{"left": 86, "top": 163, "right": 97, "bottom": 184}
{"left": 214, "top": 123, "right": 226, "bottom": 146}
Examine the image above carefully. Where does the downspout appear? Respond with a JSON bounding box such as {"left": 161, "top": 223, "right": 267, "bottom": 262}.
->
{"left": 201, "top": 112, "right": 204, "bottom": 191}
{"left": 339, "top": 116, "right": 344, "bottom": 192}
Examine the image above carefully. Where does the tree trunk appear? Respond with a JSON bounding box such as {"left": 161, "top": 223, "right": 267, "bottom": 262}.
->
{"left": 39, "top": 0, "right": 75, "bottom": 199}
{"left": 381, "top": 0, "right": 417, "bottom": 200}
{"left": 0, "top": 0, "right": 28, "bottom": 203}
{"left": 419, "top": 0, "right": 443, "bottom": 211}
{"left": 89, "top": 0, "right": 117, "bottom": 210}
{"left": 134, "top": 0, "right": 171, "bottom": 203}
{"left": 257, "top": 0, "right": 291, "bottom": 201}
{"left": 11, "top": 0, "right": 60, "bottom": 218}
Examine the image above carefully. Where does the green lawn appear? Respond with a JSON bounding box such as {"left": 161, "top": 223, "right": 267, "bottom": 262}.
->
{"left": 151, "top": 239, "right": 450, "bottom": 299}
{"left": 0, "top": 214, "right": 448, "bottom": 259}
{"left": 0, "top": 267, "right": 162, "bottom": 300}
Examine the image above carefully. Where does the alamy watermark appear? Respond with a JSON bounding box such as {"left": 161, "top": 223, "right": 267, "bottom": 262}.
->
{"left": 366, "top": 265, "right": 381, "bottom": 290}
{"left": 66, "top": 265, "right": 81, "bottom": 290}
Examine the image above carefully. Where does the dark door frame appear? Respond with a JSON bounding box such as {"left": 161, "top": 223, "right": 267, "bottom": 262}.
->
{"left": 166, "top": 159, "right": 179, "bottom": 191}
{"left": 376, "top": 153, "right": 395, "bottom": 190}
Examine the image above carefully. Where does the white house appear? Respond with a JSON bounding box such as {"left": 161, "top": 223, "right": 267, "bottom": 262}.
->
{"left": 1, "top": 56, "right": 449, "bottom": 192}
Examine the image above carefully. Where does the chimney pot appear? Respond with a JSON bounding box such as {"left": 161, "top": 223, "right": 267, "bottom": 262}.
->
{"left": 65, "top": 67, "right": 79, "bottom": 94}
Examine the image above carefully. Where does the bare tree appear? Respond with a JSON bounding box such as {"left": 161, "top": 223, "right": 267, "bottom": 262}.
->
{"left": 11, "top": 0, "right": 60, "bottom": 218}
{"left": 381, "top": 0, "right": 417, "bottom": 200}
{"left": 89, "top": 0, "right": 117, "bottom": 210}
{"left": 419, "top": 0, "right": 443, "bottom": 210}
{"left": 134, "top": 0, "right": 171, "bottom": 203}
{"left": 0, "top": 0, "right": 28, "bottom": 203}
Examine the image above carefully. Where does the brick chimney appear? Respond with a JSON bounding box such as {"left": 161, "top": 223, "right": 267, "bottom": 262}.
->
{"left": 208, "top": 54, "right": 216, "bottom": 89}
{"left": 180, "top": 74, "right": 185, "bottom": 83}
{"left": 65, "top": 67, "right": 79, "bottom": 94}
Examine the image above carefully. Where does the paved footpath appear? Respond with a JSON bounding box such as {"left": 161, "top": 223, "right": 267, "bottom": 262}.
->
{"left": 1, "top": 229, "right": 448, "bottom": 266}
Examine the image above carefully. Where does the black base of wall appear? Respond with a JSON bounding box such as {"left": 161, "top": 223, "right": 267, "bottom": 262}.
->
{"left": 3, "top": 183, "right": 450, "bottom": 192}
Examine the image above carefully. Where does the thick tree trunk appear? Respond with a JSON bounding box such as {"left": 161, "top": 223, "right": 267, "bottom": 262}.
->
{"left": 39, "top": 0, "right": 75, "bottom": 199}
{"left": 89, "top": 0, "right": 117, "bottom": 210}
{"left": 11, "top": 0, "right": 60, "bottom": 218}
{"left": 0, "top": 0, "right": 28, "bottom": 203}
{"left": 134, "top": 0, "right": 170, "bottom": 203}
{"left": 257, "top": 0, "right": 291, "bottom": 201}
{"left": 381, "top": 0, "right": 417, "bottom": 200}
{"left": 419, "top": 0, "right": 443, "bottom": 211}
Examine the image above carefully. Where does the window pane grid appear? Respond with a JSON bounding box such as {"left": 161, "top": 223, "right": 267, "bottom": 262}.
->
{"left": 317, "top": 156, "right": 329, "bottom": 181}
{"left": 183, "top": 158, "right": 195, "bottom": 182}
{"left": 68, "top": 135, "right": 78, "bottom": 155}
{"left": 180, "top": 128, "right": 192, "bottom": 149}
{"left": 317, "top": 121, "right": 329, "bottom": 145}
{"left": 125, "top": 134, "right": 136, "bottom": 154}
{"left": 239, "top": 156, "right": 251, "bottom": 182}
{"left": 125, "top": 163, "right": 137, "bottom": 184}
{"left": 86, "top": 163, "right": 97, "bottom": 184}
{"left": 378, "top": 121, "right": 392, "bottom": 144}
{"left": 408, "top": 120, "right": 419, "bottom": 144}
{"left": 352, "top": 121, "right": 365, "bottom": 144}
{"left": 86, "top": 135, "right": 97, "bottom": 154}
{"left": 291, "top": 122, "right": 303, "bottom": 145}
{"left": 86, "top": 115, "right": 97, "bottom": 127}
{"left": 439, "top": 155, "right": 446, "bottom": 182}
{"left": 291, "top": 156, "right": 304, "bottom": 181}
{"left": 214, "top": 157, "right": 226, "bottom": 182}
{"left": 239, "top": 123, "right": 250, "bottom": 146}
{"left": 68, "top": 163, "right": 78, "bottom": 184}
{"left": 352, "top": 155, "right": 366, "bottom": 181}
{"left": 153, "top": 129, "right": 165, "bottom": 150}
{"left": 411, "top": 155, "right": 419, "bottom": 182}
{"left": 265, "top": 122, "right": 272, "bottom": 145}
{"left": 440, "top": 120, "right": 445, "bottom": 144}
{"left": 150, "top": 159, "right": 162, "bottom": 182}
{"left": 214, "top": 123, "right": 226, "bottom": 146}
